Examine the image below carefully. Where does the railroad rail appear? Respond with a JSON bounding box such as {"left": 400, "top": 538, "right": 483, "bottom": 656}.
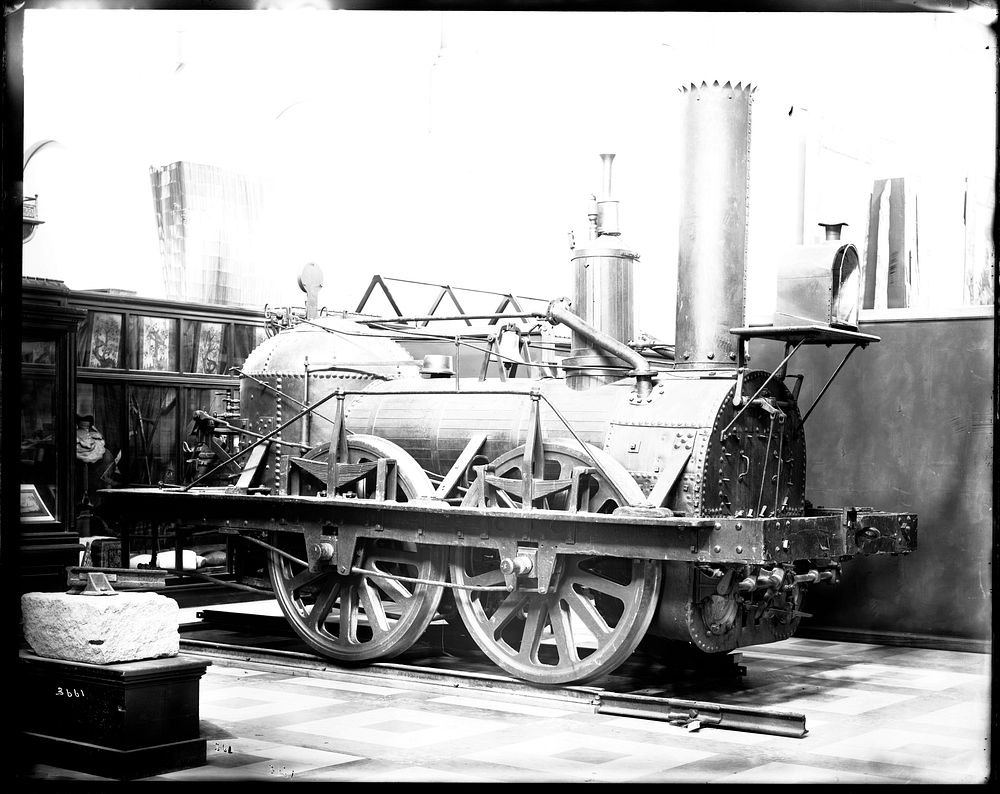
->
{"left": 179, "top": 623, "right": 807, "bottom": 739}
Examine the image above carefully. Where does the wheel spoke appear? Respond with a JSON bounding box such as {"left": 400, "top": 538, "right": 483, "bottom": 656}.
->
{"left": 486, "top": 591, "right": 530, "bottom": 638}
{"left": 548, "top": 600, "right": 579, "bottom": 663}
{"left": 367, "top": 549, "right": 420, "bottom": 568}
{"left": 566, "top": 568, "right": 632, "bottom": 601}
{"left": 358, "top": 579, "right": 392, "bottom": 636}
{"left": 337, "top": 586, "right": 359, "bottom": 645}
{"left": 562, "top": 587, "right": 614, "bottom": 640}
{"left": 494, "top": 489, "right": 518, "bottom": 509}
{"left": 367, "top": 572, "right": 414, "bottom": 604}
{"left": 287, "top": 567, "right": 326, "bottom": 595}
{"left": 464, "top": 568, "right": 507, "bottom": 589}
{"left": 305, "top": 577, "right": 341, "bottom": 632}
{"left": 587, "top": 484, "right": 619, "bottom": 513}
{"left": 516, "top": 601, "right": 548, "bottom": 663}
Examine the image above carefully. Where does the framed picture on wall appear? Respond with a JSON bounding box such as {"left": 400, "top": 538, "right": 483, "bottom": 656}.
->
{"left": 20, "top": 483, "right": 55, "bottom": 523}
{"left": 88, "top": 312, "right": 123, "bottom": 368}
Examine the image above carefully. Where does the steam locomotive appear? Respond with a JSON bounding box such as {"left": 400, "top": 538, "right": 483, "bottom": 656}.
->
{"left": 98, "top": 82, "right": 916, "bottom": 685}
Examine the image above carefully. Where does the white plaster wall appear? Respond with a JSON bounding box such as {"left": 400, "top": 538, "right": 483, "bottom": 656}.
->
{"left": 21, "top": 9, "right": 997, "bottom": 340}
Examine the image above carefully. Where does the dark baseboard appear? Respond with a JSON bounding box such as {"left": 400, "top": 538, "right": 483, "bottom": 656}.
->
{"left": 797, "top": 625, "right": 991, "bottom": 655}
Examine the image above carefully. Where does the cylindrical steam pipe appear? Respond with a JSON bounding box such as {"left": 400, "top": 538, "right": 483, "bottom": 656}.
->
{"left": 548, "top": 299, "right": 654, "bottom": 397}
{"left": 675, "top": 81, "right": 754, "bottom": 370}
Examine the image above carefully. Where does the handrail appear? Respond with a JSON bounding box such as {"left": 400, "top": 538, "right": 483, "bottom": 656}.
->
{"left": 362, "top": 275, "right": 550, "bottom": 303}
{"left": 188, "top": 382, "right": 626, "bottom": 507}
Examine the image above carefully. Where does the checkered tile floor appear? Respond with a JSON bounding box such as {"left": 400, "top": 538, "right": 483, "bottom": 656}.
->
{"left": 22, "top": 634, "right": 991, "bottom": 783}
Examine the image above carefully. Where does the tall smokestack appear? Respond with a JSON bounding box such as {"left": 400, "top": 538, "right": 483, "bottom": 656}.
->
{"left": 675, "top": 81, "right": 754, "bottom": 369}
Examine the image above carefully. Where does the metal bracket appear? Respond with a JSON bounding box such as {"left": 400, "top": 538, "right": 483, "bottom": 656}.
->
{"left": 326, "top": 390, "right": 349, "bottom": 496}
{"left": 335, "top": 526, "right": 361, "bottom": 576}
{"left": 303, "top": 525, "right": 335, "bottom": 573}
{"left": 567, "top": 466, "right": 595, "bottom": 513}
{"left": 66, "top": 566, "right": 167, "bottom": 590}
{"left": 643, "top": 435, "right": 695, "bottom": 509}
{"left": 533, "top": 547, "right": 558, "bottom": 593}
{"left": 77, "top": 572, "right": 118, "bottom": 596}
{"left": 489, "top": 541, "right": 557, "bottom": 594}
{"left": 498, "top": 545, "right": 538, "bottom": 591}
{"left": 478, "top": 334, "right": 508, "bottom": 382}
{"left": 522, "top": 387, "right": 545, "bottom": 509}
{"left": 460, "top": 465, "right": 490, "bottom": 508}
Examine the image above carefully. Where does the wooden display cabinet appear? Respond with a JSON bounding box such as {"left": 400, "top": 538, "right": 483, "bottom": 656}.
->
{"left": 20, "top": 278, "right": 87, "bottom": 593}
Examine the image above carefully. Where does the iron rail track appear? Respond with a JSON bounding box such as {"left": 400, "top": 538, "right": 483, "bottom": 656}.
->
{"left": 179, "top": 636, "right": 807, "bottom": 738}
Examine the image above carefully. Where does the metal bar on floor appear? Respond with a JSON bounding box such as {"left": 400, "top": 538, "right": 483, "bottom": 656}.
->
{"left": 594, "top": 691, "right": 807, "bottom": 738}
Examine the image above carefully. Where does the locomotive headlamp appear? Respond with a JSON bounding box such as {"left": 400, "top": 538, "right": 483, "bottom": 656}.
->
{"left": 774, "top": 241, "right": 862, "bottom": 330}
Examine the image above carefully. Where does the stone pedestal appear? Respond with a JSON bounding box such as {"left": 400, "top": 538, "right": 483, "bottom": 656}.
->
{"left": 18, "top": 650, "right": 210, "bottom": 780}
{"left": 21, "top": 591, "right": 179, "bottom": 664}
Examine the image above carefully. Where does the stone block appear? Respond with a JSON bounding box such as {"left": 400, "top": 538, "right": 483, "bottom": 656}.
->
{"left": 21, "top": 591, "right": 179, "bottom": 665}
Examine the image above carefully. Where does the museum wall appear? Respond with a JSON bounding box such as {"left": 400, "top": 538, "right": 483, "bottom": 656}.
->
{"left": 753, "top": 316, "right": 993, "bottom": 645}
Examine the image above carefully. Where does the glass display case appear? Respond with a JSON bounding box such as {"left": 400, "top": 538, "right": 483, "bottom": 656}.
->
{"left": 20, "top": 278, "right": 86, "bottom": 592}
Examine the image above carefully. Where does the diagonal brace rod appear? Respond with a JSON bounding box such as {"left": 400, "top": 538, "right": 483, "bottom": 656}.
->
{"left": 799, "top": 343, "right": 862, "bottom": 428}
{"left": 182, "top": 387, "right": 344, "bottom": 491}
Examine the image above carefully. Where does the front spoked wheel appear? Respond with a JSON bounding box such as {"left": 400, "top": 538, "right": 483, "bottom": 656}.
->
{"left": 269, "top": 435, "right": 446, "bottom": 662}
{"left": 449, "top": 440, "right": 662, "bottom": 684}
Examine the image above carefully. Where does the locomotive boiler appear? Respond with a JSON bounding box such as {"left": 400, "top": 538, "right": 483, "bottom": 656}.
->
{"left": 98, "top": 81, "right": 917, "bottom": 685}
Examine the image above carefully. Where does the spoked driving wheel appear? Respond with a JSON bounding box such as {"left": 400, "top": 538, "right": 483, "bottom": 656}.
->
{"left": 269, "top": 435, "right": 447, "bottom": 662}
{"left": 450, "top": 440, "right": 662, "bottom": 684}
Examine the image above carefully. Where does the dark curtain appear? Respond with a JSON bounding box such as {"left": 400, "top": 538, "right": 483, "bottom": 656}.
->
{"left": 232, "top": 323, "right": 261, "bottom": 369}
{"left": 126, "top": 384, "right": 178, "bottom": 484}
{"left": 182, "top": 320, "right": 225, "bottom": 373}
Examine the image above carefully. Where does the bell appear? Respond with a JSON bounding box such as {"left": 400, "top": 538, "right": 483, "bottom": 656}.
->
{"left": 497, "top": 327, "right": 525, "bottom": 366}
